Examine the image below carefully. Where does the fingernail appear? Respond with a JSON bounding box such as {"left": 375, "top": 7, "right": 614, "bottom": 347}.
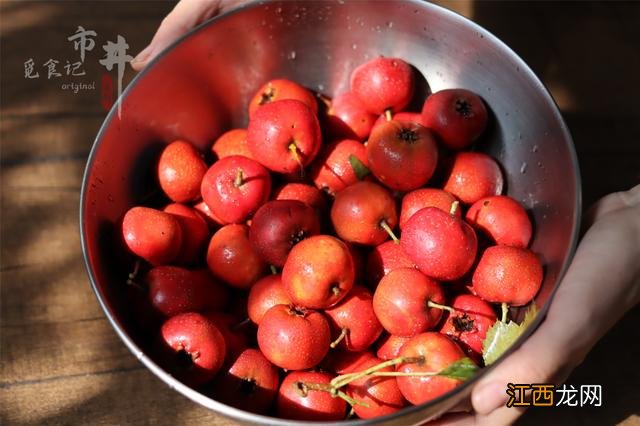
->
{"left": 131, "top": 45, "right": 154, "bottom": 64}
{"left": 472, "top": 382, "right": 508, "bottom": 414}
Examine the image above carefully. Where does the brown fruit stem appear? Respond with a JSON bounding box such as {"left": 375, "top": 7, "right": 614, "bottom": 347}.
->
{"left": 379, "top": 219, "right": 400, "bottom": 244}
{"left": 329, "top": 327, "right": 349, "bottom": 349}
{"left": 384, "top": 109, "right": 393, "bottom": 121}
{"left": 427, "top": 300, "right": 456, "bottom": 314}
{"left": 231, "top": 317, "right": 251, "bottom": 331}
{"left": 234, "top": 168, "right": 244, "bottom": 188}
{"left": 270, "top": 265, "right": 278, "bottom": 275}
{"left": 450, "top": 200, "right": 460, "bottom": 216}
{"left": 288, "top": 142, "right": 305, "bottom": 178}
{"left": 501, "top": 302, "right": 509, "bottom": 323}
{"left": 126, "top": 260, "right": 144, "bottom": 290}
{"left": 330, "top": 355, "right": 424, "bottom": 389}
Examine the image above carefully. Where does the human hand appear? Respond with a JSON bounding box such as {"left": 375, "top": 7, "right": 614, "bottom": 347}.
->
{"left": 130, "top": 0, "right": 246, "bottom": 71}
{"left": 434, "top": 184, "right": 640, "bottom": 425}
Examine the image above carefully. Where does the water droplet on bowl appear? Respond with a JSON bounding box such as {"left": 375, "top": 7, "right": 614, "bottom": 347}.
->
{"left": 387, "top": 21, "right": 394, "bottom": 28}
{"left": 532, "top": 144, "right": 539, "bottom": 153}
{"left": 288, "top": 51, "right": 296, "bottom": 60}
{"left": 520, "top": 162, "right": 528, "bottom": 174}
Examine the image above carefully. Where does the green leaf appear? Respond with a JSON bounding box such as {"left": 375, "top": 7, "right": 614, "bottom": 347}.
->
{"left": 437, "top": 357, "right": 479, "bottom": 380}
{"left": 482, "top": 304, "right": 539, "bottom": 366}
{"left": 348, "top": 154, "right": 370, "bottom": 180}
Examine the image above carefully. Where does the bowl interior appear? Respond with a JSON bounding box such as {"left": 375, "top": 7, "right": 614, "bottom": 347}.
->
{"left": 81, "top": 1, "right": 580, "bottom": 424}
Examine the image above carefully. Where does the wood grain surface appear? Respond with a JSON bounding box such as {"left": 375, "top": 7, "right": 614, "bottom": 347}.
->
{"left": 1, "top": 1, "right": 638, "bottom": 425}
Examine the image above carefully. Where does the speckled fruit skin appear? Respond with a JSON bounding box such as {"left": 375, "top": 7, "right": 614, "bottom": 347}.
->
{"left": 257, "top": 304, "right": 331, "bottom": 370}
{"left": 365, "top": 240, "right": 417, "bottom": 287}
{"left": 146, "top": 266, "right": 228, "bottom": 317}
{"left": 372, "top": 111, "right": 426, "bottom": 130}
{"left": 439, "top": 294, "right": 497, "bottom": 360}
{"left": 324, "top": 285, "right": 383, "bottom": 352}
{"left": 212, "top": 348, "right": 280, "bottom": 414}
{"left": 340, "top": 352, "right": 407, "bottom": 419}
{"left": 272, "top": 182, "right": 327, "bottom": 213}
{"left": 206, "top": 224, "right": 266, "bottom": 289}
{"left": 248, "top": 78, "right": 318, "bottom": 117}
{"left": 472, "top": 245, "right": 543, "bottom": 306}
{"left": 210, "top": 128, "right": 254, "bottom": 160}
{"left": 247, "top": 99, "right": 322, "bottom": 174}
{"left": 326, "top": 91, "right": 377, "bottom": 141}
{"left": 399, "top": 188, "right": 460, "bottom": 230}
{"left": 277, "top": 371, "right": 346, "bottom": 421}
{"left": 162, "top": 203, "right": 210, "bottom": 264}
{"left": 351, "top": 57, "right": 415, "bottom": 114}
{"left": 157, "top": 140, "right": 208, "bottom": 203}
{"left": 376, "top": 333, "right": 411, "bottom": 360}
{"left": 373, "top": 268, "right": 446, "bottom": 336}
{"left": 401, "top": 207, "right": 478, "bottom": 281}
{"left": 200, "top": 155, "right": 271, "bottom": 224}
{"left": 249, "top": 200, "right": 321, "bottom": 267}
{"left": 443, "top": 152, "right": 504, "bottom": 205}
{"left": 160, "top": 312, "right": 226, "bottom": 387}
{"left": 466, "top": 195, "right": 533, "bottom": 247}
{"left": 396, "top": 332, "right": 469, "bottom": 405}
{"left": 331, "top": 181, "right": 398, "bottom": 246}
{"left": 204, "top": 312, "right": 250, "bottom": 361}
{"left": 122, "top": 206, "right": 182, "bottom": 266}
{"left": 282, "top": 235, "right": 355, "bottom": 309}
{"left": 247, "top": 274, "right": 290, "bottom": 325}
{"left": 310, "top": 138, "right": 368, "bottom": 196}
{"left": 367, "top": 120, "right": 438, "bottom": 191}
{"left": 421, "top": 88, "right": 488, "bottom": 150}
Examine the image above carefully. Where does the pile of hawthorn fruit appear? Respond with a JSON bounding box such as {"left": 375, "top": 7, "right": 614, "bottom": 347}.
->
{"left": 121, "top": 56, "right": 542, "bottom": 420}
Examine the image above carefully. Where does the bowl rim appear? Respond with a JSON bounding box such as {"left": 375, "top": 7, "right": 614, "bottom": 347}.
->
{"left": 79, "top": 0, "right": 582, "bottom": 424}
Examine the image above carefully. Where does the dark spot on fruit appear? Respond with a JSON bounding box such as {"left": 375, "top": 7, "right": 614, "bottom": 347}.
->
{"left": 397, "top": 128, "right": 419, "bottom": 144}
{"left": 452, "top": 314, "right": 475, "bottom": 332}
{"left": 290, "top": 229, "right": 308, "bottom": 245}
{"left": 295, "top": 381, "right": 309, "bottom": 397}
{"left": 289, "top": 305, "right": 307, "bottom": 317}
{"left": 483, "top": 200, "right": 490, "bottom": 207}
{"left": 454, "top": 99, "right": 473, "bottom": 118}
{"left": 330, "top": 283, "right": 342, "bottom": 296}
{"left": 259, "top": 87, "right": 275, "bottom": 105}
{"left": 240, "top": 378, "right": 257, "bottom": 395}
{"left": 175, "top": 349, "right": 194, "bottom": 370}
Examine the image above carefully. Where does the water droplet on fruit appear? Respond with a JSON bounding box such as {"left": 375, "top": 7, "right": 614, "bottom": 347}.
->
{"left": 352, "top": 43, "right": 357, "bottom": 50}
{"left": 276, "top": 6, "right": 282, "bottom": 13}
{"left": 387, "top": 21, "right": 394, "bottom": 28}
{"left": 520, "top": 162, "right": 528, "bottom": 174}
{"left": 288, "top": 51, "right": 297, "bottom": 60}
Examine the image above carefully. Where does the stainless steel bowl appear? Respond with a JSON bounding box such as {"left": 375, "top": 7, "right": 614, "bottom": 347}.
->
{"left": 80, "top": 1, "right": 581, "bottom": 424}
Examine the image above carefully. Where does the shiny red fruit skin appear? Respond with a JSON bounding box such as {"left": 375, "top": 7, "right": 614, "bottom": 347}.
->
{"left": 257, "top": 304, "right": 331, "bottom": 370}
{"left": 310, "top": 138, "right": 368, "bottom": 196}
{"left": 466, "top": 195, "right": 532, "bottom": 247}
{"left": 367, "top": 120, "right": 438, "bottom": 191}
{"left": 443, "top": 152, "right": 503, "bottom": 205}
{"left": 471, "top": 245, "right": 543, "bottom": 306}
{"left": 163, "top": 203, "right": 210, "bottom": 264}
{"left": 248, "top": 78, "right": 318, "bottom": 117}
{"left": 200, "top": 155, "right": 271, "bottom": 224}
{"left": 157, "top": 140, "right": 208, "bottom": 203}
{"left": 324, "top": 285, "right": 384, "bottom": 352}
{"left": 247, "top": 274, "right": 290, "bottom": 325}
{"left": 365, "top": 240, "right": 417, "bottom": 287}
{"left": 421, "top": 88, "right": 488, "bottom": 150}
{"left": 206, "top": 224, "right": 266, "bottom": 289}
{"left": 247, "top": 99, "right": 322, "bottom": 173}
{"left": 399, "top": 188, "right": 460, "bottom": 230}
{"left": 439, "top": 294, "right": 497, "bottom": 359}
{"left": 341, "top": 352, "right": 407, "bottom": 419}
{"left": 401, "top": 207, "right": 478, "bottom": 281}
{"left": 373, "top": 268, "right": 446, "bottom": 336}
{"left": 331, "top": 181, "right": 398, "bottom": 246}
{"left": 282, "top": 235, "right": 355, "bottom": 309}
{"left": 372, "top": 111, "right": 426, "bottom": 130}
{"left": 249, "top": 200, "right": 321, "bottom": 267}
{"left": 396, "top": 332, "right": 469, "bottom": 405}
{"left": 212, "top": 348, "right": 280, "bottom": 414}
{"left": 351, "top": 57, "right": 414, "bottom": 114}
{"left": 122, "top": 206, "right": 182, "bottom": 266}
{"left": 146, "top": 266, "right": 228, "bottom": 317}
{"left": 326, "top": 91, "right": 377, "bottom": 141}
{"left": 193, "top": 200, "right": 225, "bottom": 228}
{"left": 376, "top": 334, "right": 411, "bottom": 360}
{"left": 272, "top": 182, "right": 327, "bottom": 213}
{"left": 160, "top": 312, "right": 226, "bottom": 387}
{"left": 277, "top": 371, "right": 346, "bottom": 421}
{"left": 210, "top": 128, "right": 254, "bottom": 160}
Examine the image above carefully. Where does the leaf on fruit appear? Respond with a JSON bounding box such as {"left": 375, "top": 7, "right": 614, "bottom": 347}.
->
{"left": 482, "top": 304, "right": 539, "bottom": 366}
{"left": 349, "top": 155, "right": 370, "bottom": 180}
{"left": 437, "top": 357, "right": 479, "bottom": 380}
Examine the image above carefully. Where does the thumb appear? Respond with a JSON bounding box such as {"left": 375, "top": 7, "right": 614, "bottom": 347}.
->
{"left": 130, "top": 0, "right": 223, "bottom": 71}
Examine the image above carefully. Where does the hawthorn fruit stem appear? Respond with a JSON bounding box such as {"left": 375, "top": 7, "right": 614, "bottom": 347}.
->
{"left": 450, "top": 200, "right": 460, "bottom": 216}
{"left": 288, "top": 142, "right": 305, "bottom": 178}
{"left": 270, "top": 265, "right": 278, "bottom": 275}
{"left": 234, "top": 168, "right": 244, "bottom": 188}
{"left": 330, "top": 327, "right": 348, "bottom": 349}
{"left": 331, "top": 356, "right": 424, "bottom": 389}
{"left": 427, "top": 300, "right": 456, "bottom": 314}
{"left": 501, "top": 302, "right": 509, "bottom": 323}
{"left": 385, "top": 109, "right": 393, "bottom": 121}
{"left": 379, "top": 219, "right": 400, "bottom": 244}
{"left": 126, "top": 260, "right": 144, "bottom": 290}
{"left": 231, "top": 317, "right": 251, "bottom": 331}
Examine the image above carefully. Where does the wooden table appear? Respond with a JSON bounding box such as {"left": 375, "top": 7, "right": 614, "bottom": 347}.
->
{"left": 1, "top": 1, "right": 638, "bottom": 424}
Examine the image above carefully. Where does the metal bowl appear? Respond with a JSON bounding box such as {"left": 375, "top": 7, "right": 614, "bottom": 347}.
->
{"left": 80, "top": 1, "right": 581, "bottom": 424}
